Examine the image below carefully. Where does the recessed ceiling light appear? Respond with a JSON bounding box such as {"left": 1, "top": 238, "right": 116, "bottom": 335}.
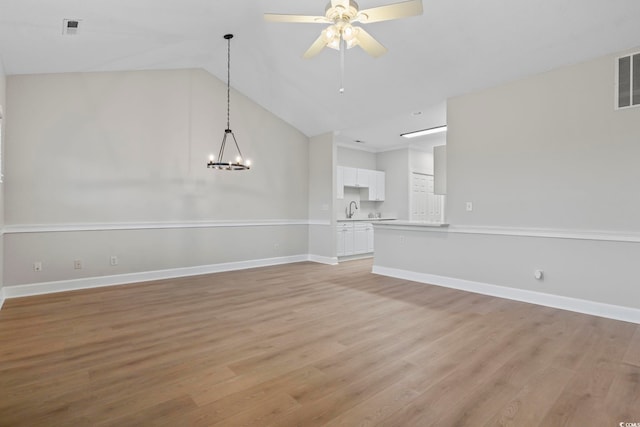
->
{"left": 411, "top": 111, "right": 422, "bottom": 116}
{"left": 400, "top": 125, "right": 447, "bottom": 139}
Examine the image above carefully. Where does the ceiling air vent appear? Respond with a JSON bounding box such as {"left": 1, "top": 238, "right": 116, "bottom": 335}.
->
{"left": 62, "top": 19, "right": 81, "bottom": 36}
{"left": 616, "top": 52, "right": 640, "bottom": 109}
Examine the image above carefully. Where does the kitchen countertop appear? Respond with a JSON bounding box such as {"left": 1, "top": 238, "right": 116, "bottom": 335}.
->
{"left": 373, "top": 220, "right": 449, "bottom": 228}
{"left": 337, "top": 218, "right": 397, "bottom": 222}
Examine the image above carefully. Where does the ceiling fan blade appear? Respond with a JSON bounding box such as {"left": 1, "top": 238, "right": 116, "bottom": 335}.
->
{"left": 356, "top": 0, "right": 423, "bottom": 23}
{"left": 354, "top": 27, "right": 388, "bottom": 58}
{"left": 303, "top": 32, "right": 328, "bottom": 58}
{"left": 264, "top": 13, "right": 329, "bottom": 23}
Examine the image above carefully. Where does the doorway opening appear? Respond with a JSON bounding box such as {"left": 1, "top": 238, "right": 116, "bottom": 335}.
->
{"left": 410, "top": 172, "right": 444, "bottom": 222}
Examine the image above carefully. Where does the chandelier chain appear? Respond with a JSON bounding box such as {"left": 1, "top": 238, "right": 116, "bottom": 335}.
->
{"left": 226, "top": 36, "right": 231, "bottom": 130}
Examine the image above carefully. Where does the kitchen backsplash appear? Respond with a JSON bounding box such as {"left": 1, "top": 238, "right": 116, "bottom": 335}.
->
{"left": 337, "top": 187, "right": 394, "bottom": 220}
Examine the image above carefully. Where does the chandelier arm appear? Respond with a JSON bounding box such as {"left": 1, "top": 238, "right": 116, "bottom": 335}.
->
{"left": 229, "top": 131, "right": 244, "bottom": 161}
{"left": 217, "top": 131, "right": 228, "bottom": 163}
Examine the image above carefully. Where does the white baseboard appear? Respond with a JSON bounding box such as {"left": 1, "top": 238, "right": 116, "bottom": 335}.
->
{"left": 372, "top": 265, "right": 640, "bottom": 325}
{"left": 307, "top": 254, "right": 339, "bottom": 265}
{"left": 0, "top": 287, "right": 5, "bottom": 310}
{"left": 338, "top": 253, "right": 374, "bottom": 262}
{"left": 2, "top": 255, "right": 311, "bottom": 300}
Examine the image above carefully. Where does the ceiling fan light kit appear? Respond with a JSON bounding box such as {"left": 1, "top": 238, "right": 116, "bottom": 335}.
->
{"left": 207, "top": 34, "right": 251, "bottom": 171}
{"left": 265, "top": 0, "right": 423, "bottom": 92}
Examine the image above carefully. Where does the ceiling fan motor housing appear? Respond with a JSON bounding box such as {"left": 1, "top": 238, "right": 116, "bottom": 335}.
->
{"left": 325, "top": 0, "right": 360, "bottom": 21}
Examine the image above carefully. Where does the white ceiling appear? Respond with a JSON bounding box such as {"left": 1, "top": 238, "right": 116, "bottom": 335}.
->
{"left": 1, "top": 0, "right": 640, "bottom": 152}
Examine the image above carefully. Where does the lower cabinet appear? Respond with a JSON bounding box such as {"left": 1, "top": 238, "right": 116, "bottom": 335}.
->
{"left": 337, "top": 223, "right": 354, "bottom": 256}
{"left": 337, "top": 222, "right": 374, "bottom": 257}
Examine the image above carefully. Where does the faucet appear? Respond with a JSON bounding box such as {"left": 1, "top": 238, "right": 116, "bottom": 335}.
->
{"left": 347, "top": 200, "right": 358, "bottom": 218}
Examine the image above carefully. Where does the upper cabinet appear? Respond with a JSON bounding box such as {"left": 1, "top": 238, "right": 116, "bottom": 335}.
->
{"left": 341, "top": 167, "right": 368, "bottom": 188}
{"left": 337, "top": 166, "right": 385, "bottom": 201}
{"left": 362, "top": 170, "right": 385, "bottom": 201}
{"left": 342, "top": 167, "right": 357, "bottom": 187}
{"left": 434, "top": 145, "right": 447, "bottom": 195}
{"left": 356, "top": 169, "right": 369, "bottom": 188}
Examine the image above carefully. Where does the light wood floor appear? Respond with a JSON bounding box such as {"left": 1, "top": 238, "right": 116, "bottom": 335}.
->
{"left": 1, "top": 259, "right": 639, "bottom": 426}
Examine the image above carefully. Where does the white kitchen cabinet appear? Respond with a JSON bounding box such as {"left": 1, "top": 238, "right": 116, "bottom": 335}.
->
{"left": 355, "top": 169, "right": 369, "bottom": 188}
{"left": 434, "top": 145, "right": 447, "bottom": 195}
{"left": 338, "top": 166, "right": 371, "bottom": 189}
{"left": 361, "top": 170, "right": 385, "bottom": 201}
{"left": 337, "top": 221, "right": 374, "bottom": 257}
{"left": 336, "top": 222, "right": 354, "bottom": 256}
{"left": 362, "top": 170, "right": 376, "bottom": 200}
{"left": 337, "top": 167, "right": 384, "bottom": 201}
{"left": 342, "top": 166, "right": 357, "bottom": 187}
{"left": 375, "top": 171, "right": 385, "bottom": 201}
{"left": 354, "top": 223, "right": 369, "bottom": 254}
{"left": 366, "top": 223, "right": 374, "bottom": 252}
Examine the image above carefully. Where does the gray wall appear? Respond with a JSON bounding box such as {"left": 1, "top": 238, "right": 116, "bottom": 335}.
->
{"left": 337, "top": 146, "right": 377, "bottom": 170}
{"left": 374, "top": 47, "right": 640, "bottom": 314}
{"left": 447, "top": 49, "right": 640, "bottom": 231}
{"left": 308, "top": 133, "right": 336, "bottom": 261}
{"left": 4, "top": 69, "right": 310, "bottom": 287}
{"left": 0, "top": 62, "right": 5, "bottom": 296}
{"left": 376, "top": 148, "right": 410, "bottom": 220}
{"left": 409, "top": 149, "right": 434, "bottom": 176}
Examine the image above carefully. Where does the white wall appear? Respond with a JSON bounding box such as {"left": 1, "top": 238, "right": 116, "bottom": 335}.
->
{"left": 3, "top": 69, "right": 310, "bottom": 288}
{"left": 374, "top": 47, "right": 640, "bottom": 317}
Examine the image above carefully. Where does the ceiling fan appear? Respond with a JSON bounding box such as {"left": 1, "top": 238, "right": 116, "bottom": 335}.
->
{"left": 264, "top": 0, "right": 423, "bottom": 59}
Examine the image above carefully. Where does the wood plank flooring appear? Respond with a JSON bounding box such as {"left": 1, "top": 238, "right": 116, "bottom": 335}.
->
{"left": 1, "top": 259, "right": 639, "bottom": 426}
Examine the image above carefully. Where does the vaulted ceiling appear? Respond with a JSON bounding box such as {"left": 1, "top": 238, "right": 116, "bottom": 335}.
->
{"left": 1, "top": 0, "right": 640, "bottom": 151}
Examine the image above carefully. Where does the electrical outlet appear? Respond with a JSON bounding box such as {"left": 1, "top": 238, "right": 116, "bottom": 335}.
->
{"left": 33, "top": 262, "right": 42, "bottom": 272}
{"left": 466, "top": 202, "right": 473, "bottom": 211}
{"left": 110, "top": 256, "right": 118, "bottom": 266}
{"left": 74, "top": 259, "right": 82, "bottom": 270}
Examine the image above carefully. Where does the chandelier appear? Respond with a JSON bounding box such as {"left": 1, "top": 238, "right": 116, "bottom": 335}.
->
{"left": 207, "top": 34, "right": 251, "bottom": 170}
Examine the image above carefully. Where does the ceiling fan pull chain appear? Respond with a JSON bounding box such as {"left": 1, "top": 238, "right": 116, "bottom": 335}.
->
{"left": 339, "top": 36, "right": 345, "bottom": 93}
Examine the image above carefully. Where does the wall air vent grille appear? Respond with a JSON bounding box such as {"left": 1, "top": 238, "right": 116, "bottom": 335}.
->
{"left": 616, "top": 52, "right": 640, "bottom": 109}
{"left": 62, "top": 19, "right": 81, "bottom": 36}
